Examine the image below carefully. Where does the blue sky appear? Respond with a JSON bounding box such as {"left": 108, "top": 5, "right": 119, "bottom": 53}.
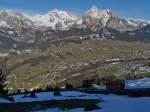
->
{"left": 0, "top": 0, "right": 149, "bottom": 20}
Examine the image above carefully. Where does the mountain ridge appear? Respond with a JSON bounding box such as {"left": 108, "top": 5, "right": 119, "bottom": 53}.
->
{"left": 0, "top": 6, "right": 150, "bottom": 50}
{"left": 1, "top": 6, "right": 149, "bottom": 31}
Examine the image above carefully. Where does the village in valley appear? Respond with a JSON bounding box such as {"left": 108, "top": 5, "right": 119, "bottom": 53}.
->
{"left": 1, "top": 58, "right": 150, "bottom": 112}
{"left": 0, "top": 0, "right": 150, "bottom": 112}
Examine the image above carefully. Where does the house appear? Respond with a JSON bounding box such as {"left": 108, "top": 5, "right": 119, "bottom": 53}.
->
{"left": 106, "top": 80, "right": 125, "bottom": 90}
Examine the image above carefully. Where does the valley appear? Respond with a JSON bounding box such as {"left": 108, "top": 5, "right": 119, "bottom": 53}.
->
{"left": 3, "top": 39, "right": 150, "bottom": 93}
{"left": 0, "top": 2, "right": 150, "bottom": 112}
{"left": 0, "top": 6, "right": 150, "bottom": 93}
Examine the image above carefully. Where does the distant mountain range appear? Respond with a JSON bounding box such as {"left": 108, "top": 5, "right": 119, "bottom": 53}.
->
{"left": 0, "top": 5, "right": 150, "bottom": 49}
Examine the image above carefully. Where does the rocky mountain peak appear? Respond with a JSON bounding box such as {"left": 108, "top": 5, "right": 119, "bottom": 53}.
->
{"left": 0, "top": 6, "right": 150, "bottom": 48}
{"left": 82, "top": 6, "right": 116, "bottom": 30}
{"left": 27, "top": 9, "right": 81, "bottom": 30}
{"left": 88, "top": 5, "right": 99, "bottom": 13}
{"left": 86, "top": 5, "right": 116, "bottom": 19}
{"left": 48, "top": 9, "right": 80, "bottom": 20}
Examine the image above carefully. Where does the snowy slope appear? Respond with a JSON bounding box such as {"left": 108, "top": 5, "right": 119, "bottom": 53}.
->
{"left": 84, "top": 6, "right": 150, "bottom": 31}
{"left": 0, "top": 91, "right": 99, "bottom": 103}
{"left": 31, "top": 94, "right": 150, "bottom": 112}
{"left": 126, "top": 77, "right": 150, "bottom": 89}
{"left": 13, "top": 91, "right": 98, "bottom": 103}
{"left": 0, "top": 98, "right": 10, "bottom": 103}
{"left": 0, "top": 9, "right": 34, "bottom": 27}
{"left": 1, "top": 91, "right": 150, "bottom": 112}
{"left": 1, "top": 7, "right": 150, "bottom": 32}
{"left": 0, "top": 21, "right": 10, "bottom": 27}
{"left": 0, "top": 6, "right": 150, "bottom": 47}
{"left": 26, "top": 9, "right": 81, "bottom": 30}
{"left": 127, "top": 19, "right": 150, "bottom": 29}
{"left": 1, "top": 7, "right": 150, "bottom": 31}
{"left": 85, "top": 5, "right": 116, "bottom": 27}
{"left": 93, "top": 77, "right": 150, "bottom": 89}
{"left": 100, "top": 94, "right": 150, "bottom": 112}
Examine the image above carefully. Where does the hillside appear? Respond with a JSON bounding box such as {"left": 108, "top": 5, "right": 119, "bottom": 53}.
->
{"left": 0, "top": 6, "right": 150, "bottom": 93}
{"left": 3, "top": 39, "right": 150, "bottom": 93}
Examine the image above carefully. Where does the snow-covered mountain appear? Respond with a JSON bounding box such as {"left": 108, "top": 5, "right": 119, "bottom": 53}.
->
{"left": 0, "top": 6, "right": 150, "bottom": 32}
{"left": 83, "top": 6, "right": 150, "bottom": 31}
{"left": 0, "top": 9, "right": 42, "bottom": 43}
{"left": 83, "top": 5, "right": 116, "bottom": 30}
{"left": 25, "top": 9, "right": 82, "bottom": 30}
{"left": 127, "top": 19, "right": 150, "bottom": 29}
{"left": 0, "top": 9, "right": 36, "bottom": 29}
{"left": 0, "top": 6, "right": 150, "bottom": 49}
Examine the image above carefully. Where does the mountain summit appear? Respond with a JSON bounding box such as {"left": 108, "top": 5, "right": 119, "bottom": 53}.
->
{"left": 26, "top": 9, "right": 81, "bottom": 30}
{"left": 86, "top": 5, "right": 116, "bottom": 19}
{"left": 82, "top": 6, "right": 149, "bottom": 31}
{"left": 83, "top": 6, "right": 117, "bottom": 30}
{"left": 0, "top": 6, "right": 150, "bottom": 49}
{"left": 0, "top": 6, "right": 149, "bottom": 31}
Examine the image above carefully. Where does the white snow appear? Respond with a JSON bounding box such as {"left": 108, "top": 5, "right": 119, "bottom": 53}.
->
{"left": 138, "top": 66, "right": 150, "bottom": 72}
{"left": 0, "top": 7, "right": 150, "bottom": 31}
{"left": 131, "top": 65, "right": 150, "bottom": 73}
{"left": 0, "top": 98, "right": 10, "bottom": 103}
{"left": 92, "top": 84, "right": 106, "bottom": 90}
{"left": 7, "top": 31, "right": 14, "bottom": 35}
{"left": 85, "top": 5, "right": 114, "bottom": 26}
{"left": 126, "top": 77, "right": 150, "bottom": 89}
{"left": 127, "top": 18, "right": 150, "bottom": 28}
{"left": 0, "top": 21, "right": 10, "bottom": 27}
{"left": 105, "top": 58, "right": 120, "bottom": 62}
{"left": 31, "top": 94, "right": 150, "bottom": 112}
{"left": 76, "top": 18, "right": 83, "bottom": 26}
{"left": 32, "top": 108, "right": 84, "bottom": 112}
{"left": 1, "top": 91, "right": 150, "bottom": 112}
{"left": 10, "top": 91, "right": 98, "bottom": 103}
{"left": 90, "top": 75, "right": 150, "bottom": 90}
{"left": 25, "top": 9, "right": 81, "bottom": 30}
{"left": 32, "top": 108, "right": 62, "bottom": 112}
{"left": 0, "top": 9, "right": 21, "bottom": 17}
{"left": 24, "top": 49, "right": 32, "bottom": 53}
{"left": 0, "top": 53, "right": 8, "bottom": 57}
{"left": 99, "top": 94, "right": 150, "bottom": 112}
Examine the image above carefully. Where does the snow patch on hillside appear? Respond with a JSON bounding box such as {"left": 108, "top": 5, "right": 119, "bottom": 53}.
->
{"left": 127, "top": 19, "right": 150, "bottom": 27}
{"left": 126, "top": 77, "right": 150, "bottom": 89}
{"left": 0, "top": 98, "right": 10, "bottom": 103}
{"left": 10, "top": 91, "right": 98, "bottom": 103}
{"left": 0, "top": 21, "right": 10, "bottom": 27}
